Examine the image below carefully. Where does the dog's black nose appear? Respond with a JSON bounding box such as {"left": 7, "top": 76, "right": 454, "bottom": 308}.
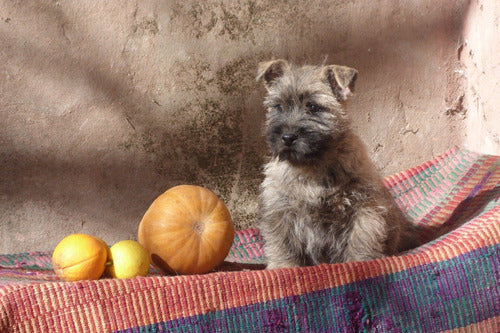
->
{"left": 282, "top": 133, "right": 298, "bottom": 146}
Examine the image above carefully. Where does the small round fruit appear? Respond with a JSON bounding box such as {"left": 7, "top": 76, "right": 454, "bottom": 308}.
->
{"left": 52, "top": 234, "right": 109, "bottom": 282}
{"left": 106, "top": 240, "right": 150, "bottom": 279}
{"left": 138, "top": 185, "right": 235, "bottom": 275}
{"left": 95, "top": 237, "right": 112, "bottom": 266}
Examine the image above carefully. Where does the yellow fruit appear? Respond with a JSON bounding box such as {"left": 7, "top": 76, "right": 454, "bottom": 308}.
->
{"left": 106, "top": 240, "right": 150, "bottom": 279}
{"left": 52, "top": 234, "right": 109, "bottom": 282}
{"left": 96, "top": 237, "right": 113, "bottom": 274}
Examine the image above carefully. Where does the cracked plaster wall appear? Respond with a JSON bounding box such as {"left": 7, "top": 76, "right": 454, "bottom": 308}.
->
{"left": 0, "top": 1, "right": 497, "bottom": 253}
{"left": 462, "top": 0, "right": 500, "bottom": 154}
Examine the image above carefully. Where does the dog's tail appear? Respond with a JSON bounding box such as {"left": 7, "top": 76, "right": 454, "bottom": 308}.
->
{"left": 397, "top": 218, "right": 422, "bottom": 253}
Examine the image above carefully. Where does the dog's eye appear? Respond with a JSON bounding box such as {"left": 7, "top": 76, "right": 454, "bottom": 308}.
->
{"left": 273, "top": 104, "right": 283, "bottom": 112}
{"left": 306, "top": 102, "right": 323, "bottom": 113}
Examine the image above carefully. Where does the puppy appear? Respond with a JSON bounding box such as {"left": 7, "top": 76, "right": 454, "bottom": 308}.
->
{"left": 256, "top": 59, "right": 417, "bottom": 269}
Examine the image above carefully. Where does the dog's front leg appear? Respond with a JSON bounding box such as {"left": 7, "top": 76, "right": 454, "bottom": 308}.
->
{"left": 344, "top": 207, "right": 389, "bottom": 262}
{"left": 260, "top": 218, "right": 305, "bottom": 269}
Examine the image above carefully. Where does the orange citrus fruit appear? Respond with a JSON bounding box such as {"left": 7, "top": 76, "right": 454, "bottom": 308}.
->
{"left": 52, "top": 234, "right": 109, "bottom": 282}
{"left": 95, "top": 237, "right": 112, "bottom": 266}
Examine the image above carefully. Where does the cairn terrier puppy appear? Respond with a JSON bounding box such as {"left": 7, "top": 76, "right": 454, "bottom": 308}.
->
{"left": 256, "top": 59, "right": 417, "bottom": 269}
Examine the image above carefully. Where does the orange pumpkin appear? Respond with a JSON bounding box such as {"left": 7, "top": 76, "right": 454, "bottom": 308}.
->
{"left": 138, "top": 185, "right": 235, "bottom": 275}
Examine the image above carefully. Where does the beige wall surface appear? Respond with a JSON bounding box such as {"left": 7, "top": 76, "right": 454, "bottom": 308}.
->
{"left": 462, "top": 0, "right": 500, "bottom": 154}
{"left": 1, "top": 1, "right": 497, "bottom": 253}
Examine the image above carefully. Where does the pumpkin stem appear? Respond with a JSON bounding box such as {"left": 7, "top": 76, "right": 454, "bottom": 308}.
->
{"left": 193, "top": 221, "right": 205, "bottom": 235}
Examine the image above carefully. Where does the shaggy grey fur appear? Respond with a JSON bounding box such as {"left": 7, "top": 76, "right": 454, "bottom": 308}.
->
{"left": 256, "top": 59, "right": 418, "bottom": 269}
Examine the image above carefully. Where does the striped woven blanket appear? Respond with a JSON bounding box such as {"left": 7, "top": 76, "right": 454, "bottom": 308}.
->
{"left": 1, "top": 148, "right": 499, "bottom": 332}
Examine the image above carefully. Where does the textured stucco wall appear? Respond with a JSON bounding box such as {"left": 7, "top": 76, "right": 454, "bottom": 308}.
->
{"left": 1, "top": 1, "right": 495, "bottom": 253}
{"left": 462, "top": 0, "right": 500, "bottom": 154}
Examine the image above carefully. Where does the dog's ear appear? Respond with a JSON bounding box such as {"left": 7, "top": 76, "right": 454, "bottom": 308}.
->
{"left": 256, "top": 59, "right": 289, "bottom": 90}
{"left": 323, "top": 65, "right": 358, "bottom": 101}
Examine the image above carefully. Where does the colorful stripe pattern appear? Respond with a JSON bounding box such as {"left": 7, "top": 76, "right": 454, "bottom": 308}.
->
{"left": 0, "top": 148, "right": 499, "bottom": 332}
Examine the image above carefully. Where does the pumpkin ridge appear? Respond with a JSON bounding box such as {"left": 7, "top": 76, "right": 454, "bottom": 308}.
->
{"left": 177, "top": 233, "right": 201, "bottom": 273}
{"left": 167, "top": 192, "right": 199, "bottom": 222}
{"left": 203, "top": 190, "right": 219, "bottom": 217}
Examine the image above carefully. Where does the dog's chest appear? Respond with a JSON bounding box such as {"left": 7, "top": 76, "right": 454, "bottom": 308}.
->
{"left": 262, "top": 160, "right": 330, "bottom": 206}
{"left": 262, "top": 160, "right": 353, "bottom": 263}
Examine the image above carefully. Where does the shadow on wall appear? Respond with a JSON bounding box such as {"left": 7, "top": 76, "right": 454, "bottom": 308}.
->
{"left": 0, "top": 1, "right": 472, "bottom": 251}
